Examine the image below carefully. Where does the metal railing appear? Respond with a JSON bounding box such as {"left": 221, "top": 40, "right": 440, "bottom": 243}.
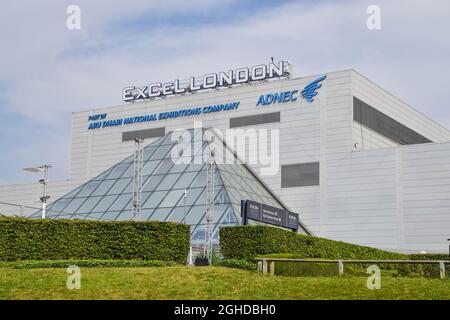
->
{"left": 255, "top": 258, "right": 450, "bottom": 279}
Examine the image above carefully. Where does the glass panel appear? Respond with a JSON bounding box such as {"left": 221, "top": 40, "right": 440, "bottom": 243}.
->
{"left": 214, "top": 187, "right": 229, "bottom": 205}
{"left": 101, "top": 211, "right": 121, "bottom": 220}
{"left": 63, "top": 198, "right": 85, "bottom": 214}
{"left": 173, "top": 171, "right": 198, "bottom": 189}
{"left": 109, "top": 194, "right": 131, "bottom": 211}
{"left": 143, "top": 160, "right": 160, "bottom": 176}
{"left": 108, "top": 178, "right": 132, "bottom": 195}
{"left": 48, "top": 198, "right": 71, "bottom": 215}
{"left": 120, "top": 163, "right": 135, "bottom": 178}
{"left": 153, "top": 159, "right": 174, "bottom": 175}
{"left": 92, "top": 195, "right": 117, "bottom": 212}
{"left": 185, "top": 162, "right": 204, "bottom": 172}
{"left": 150, "top": 144, "right": 172, "bottom": 160}
{"left": 219, "top": 206, "right": 238, "bottom": 225}
{"left": 143, "top": 175, "right": 164, "bottom": 192}
{"left": 213, "top": 204, "right": 229, "bottom": 223}
{"left": 141, "top": 208, "right": 155, "bottom": 221}
{"left": 159, "top": 189, "right": 184, "bottom": 208}
{"left": 166, "top": 207, "right": 185, "bottom": 223}
{"left": 185, "top": 188, "right": 203, "bottom": 206}
{"left": 122, "top": 181, "right": 133, "bottom": 194}
{"left": 191, "top": 228, "right": 206, "bottom": 243}
{"left": 191, "top": 170, "right": 207, "bottom": 188}
{"left": 143, "top": 146, "right": 157, "bottom": 160}
{"left": 106, "top": 162, "right": 130, "bottom": 179}
{"left": 77, "top": 180, "right": 101, "bottom": 197}
{"left": 156, "top": 173, "right": 180, "bottom": 191}
{"left": 169, "top": 163, "right": 189, "bottom": 174}
{"left": 115, "top": 211, "right": 132, "bottom": 221}
{"left": 76, "top": 196, "right": 102, "bottom": 214}
{"left": 92, "top": 179, "right": 116, "bottom": 196}
{"left": 143, "top": 190, "right": 168, "bottom": 209}
{"left": 150, "top": 208, "right": 173, "bottom": 221}
{"left": 186, "top": 205, "right": 206, "bottom": 225}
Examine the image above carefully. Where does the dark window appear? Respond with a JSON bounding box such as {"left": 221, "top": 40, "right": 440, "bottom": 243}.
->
{"left": 281, "top": 162, "right": 319, "bottom": 188}
{"left": 122, "top": 127, "right": 165, "bottom": 142}
{"left": 353, "top": 97, "right": 432, "bottom": 145}
{"left": 230, "top": 112, "right": 280, "bottom": 128}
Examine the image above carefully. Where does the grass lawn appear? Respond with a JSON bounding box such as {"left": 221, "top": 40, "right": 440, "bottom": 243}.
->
{"left": 1, "top": 266, "right": 449, "bottom": 300}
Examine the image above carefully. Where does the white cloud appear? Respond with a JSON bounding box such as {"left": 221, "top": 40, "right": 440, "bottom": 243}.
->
{"left": 0, "top": 0, "right": 449, "bottom": 181}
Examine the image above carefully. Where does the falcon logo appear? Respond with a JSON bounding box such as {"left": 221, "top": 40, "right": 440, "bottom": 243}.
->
{"left": 301, "top": 75, "right": 327, "bottom": 103}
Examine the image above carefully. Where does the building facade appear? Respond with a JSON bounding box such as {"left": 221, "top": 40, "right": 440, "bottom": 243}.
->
{"left": 1, "top": 65, "right": 450, "bottom": 253}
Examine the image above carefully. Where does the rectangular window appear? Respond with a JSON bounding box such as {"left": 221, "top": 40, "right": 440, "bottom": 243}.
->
{"left": 353, "top": 97, "right": 432, "bottom": 145}
{"left": 281, "top": 162, "right": 319, "bottom": 188}
{"left": 122, "top": 127, "right": 165, "bottom": 142}
{"left": 229, "top": 112, "right": 280, "bottom": 128}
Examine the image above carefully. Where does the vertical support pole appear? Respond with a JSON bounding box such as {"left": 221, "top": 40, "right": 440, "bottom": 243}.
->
{"left": 270, "top": 261, "right": 275, "bottom": 276}
{"left": 257, "top": 261, "right": 262, "bottom": 274}
{"left": 187, "top": 246, "right": 193, "bottom": 265}
{"left": 262, "top": 259, "right": 268, "bottom": 275}
{"left": 132, "top": 137, "right": 144, "bottom": 221}
{"left": 439, "top": 262, "right": 445, "bottom": 280}
{"left": 338, "top": 260, "right": 344, "bottom": 276}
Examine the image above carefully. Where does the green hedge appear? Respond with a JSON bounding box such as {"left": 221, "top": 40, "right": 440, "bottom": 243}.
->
{"left": 0, "top": 217, "right": 190, "bottom": 263}
{"left": 0, "top": 259, "right": 177, "bottom": 269}
{"left": 220, "top": 225, "right": 408, "bottom": 261}
{"left": 215, "top": 259, "right": 257, "bottom": 271}
{"left": 409, "top": 254, "right": 450, "bottom": 278}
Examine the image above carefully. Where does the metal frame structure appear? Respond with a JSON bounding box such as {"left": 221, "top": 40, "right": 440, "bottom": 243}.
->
{"left": 132, "top": 137, "right": 144, "bottom": 221}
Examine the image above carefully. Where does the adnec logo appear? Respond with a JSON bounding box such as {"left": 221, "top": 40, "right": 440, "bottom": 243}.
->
{"left": 256, "top": 75, "right": 326, "bottom": 107}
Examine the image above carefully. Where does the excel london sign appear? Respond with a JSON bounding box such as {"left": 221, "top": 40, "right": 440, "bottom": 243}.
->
{"left": 122, "top": 60, "right": 291, "bottom": 102}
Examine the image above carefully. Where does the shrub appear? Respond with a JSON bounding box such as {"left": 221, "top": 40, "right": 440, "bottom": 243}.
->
{"left": 216, "top": 259, "right": 256, "bottom": 271}
{"left": 409, "top": 254, "right": 450, "bottom": 278}
{"left": 220, "top": 225, "right": 408, "bottom": 261}
{"left": 0, "top": 259, "right": 177, "bottom": 269}
{"left": 0, "top": 217, "right": 190, "bottom": 263}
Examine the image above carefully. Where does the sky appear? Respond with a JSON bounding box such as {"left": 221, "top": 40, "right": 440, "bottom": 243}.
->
{"left": 0, "top": 0, "right": 449, "bottom": 183}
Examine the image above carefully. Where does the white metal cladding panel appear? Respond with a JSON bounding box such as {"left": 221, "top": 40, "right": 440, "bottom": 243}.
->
{"left": 0, "top": 179, "right": 85, "bottom": 216}
{"left": 400, "top": 142, "right": 450, "bottom": 252}
{"left": 352, "top": 122, "right": 398, "bottom": 150}
{"left": 323, "top": 148, "right": 400, "bottom": 249}
{"left": 351, "top": 70, "right": 450, "bottom": 143}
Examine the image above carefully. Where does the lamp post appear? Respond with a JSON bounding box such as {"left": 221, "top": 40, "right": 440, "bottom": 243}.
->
{"left": 22, "top": 165, "right": 51, "bottom": 219}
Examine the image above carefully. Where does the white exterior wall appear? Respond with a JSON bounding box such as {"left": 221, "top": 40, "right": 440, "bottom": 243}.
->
{"left": 324, "top": 143, "right": 450, "bottom": 253}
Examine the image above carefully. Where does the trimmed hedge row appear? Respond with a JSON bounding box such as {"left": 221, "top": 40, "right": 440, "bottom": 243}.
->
{"left": 0, "top": 259, "right": 177, "bottom": 269}
{"left": 219, "top": 225, "right": 408, "bottom": 261}
{"left": 0, "top": 218, "right": 190, "bottom": 263}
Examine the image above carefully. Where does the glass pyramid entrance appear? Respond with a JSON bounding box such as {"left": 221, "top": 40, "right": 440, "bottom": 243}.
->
{"left": 31, "top": 128, "right": 308, "bottom": 245}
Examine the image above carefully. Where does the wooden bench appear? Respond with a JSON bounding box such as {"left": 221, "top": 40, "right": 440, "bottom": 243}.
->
{"left": 254, "top": 258, "right": 450, "bottom": 279}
